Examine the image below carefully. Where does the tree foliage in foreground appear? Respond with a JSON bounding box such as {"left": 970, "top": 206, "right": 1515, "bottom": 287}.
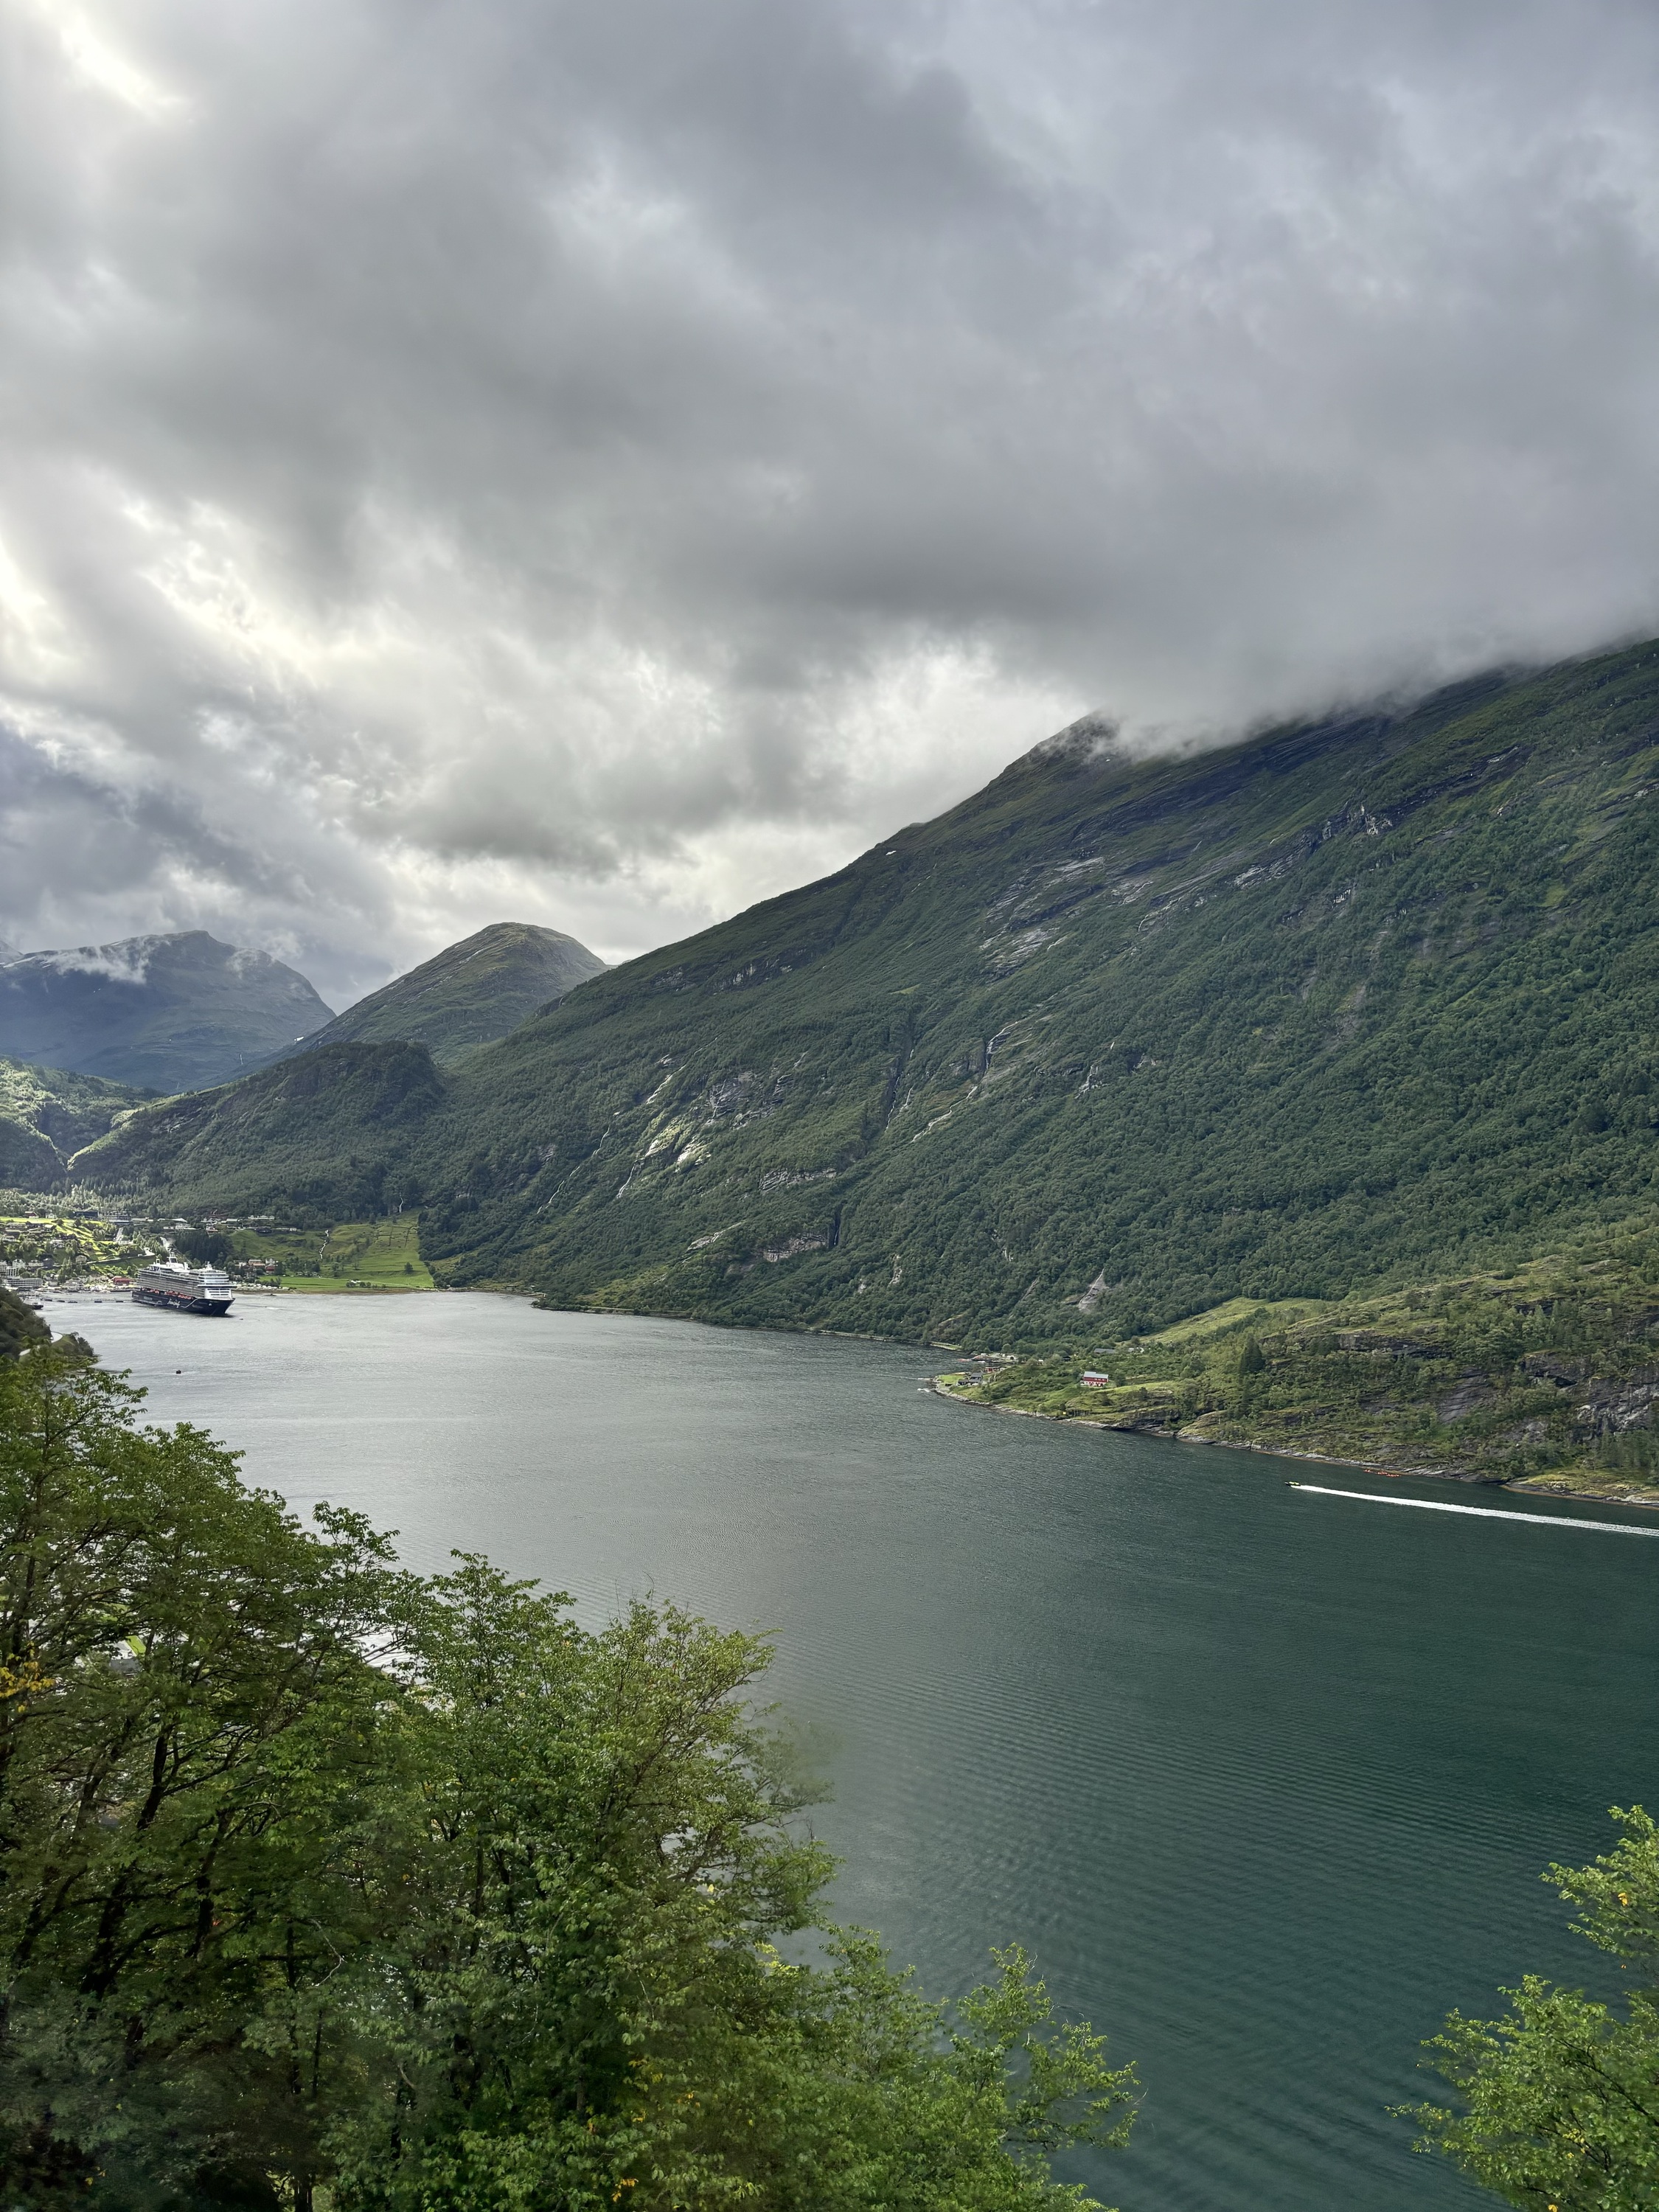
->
{"left": 1411, "top": 1808, "right": 1659, "bottom": 2208}
{"left": 0, "top": 1349, "right": 1135, "bottom": 2211}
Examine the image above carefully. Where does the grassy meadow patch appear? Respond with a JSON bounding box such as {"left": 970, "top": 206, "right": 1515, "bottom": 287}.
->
{"left": 230, "top": 1214, "right": 433, "bottom": 1291}
{"left": 939, "top": 1221, "right": 1659, "bottom": 1504}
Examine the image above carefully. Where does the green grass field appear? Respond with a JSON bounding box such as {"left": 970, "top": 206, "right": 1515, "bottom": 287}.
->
{"left": 230, "top": 1215, "right": 433, "bottom": 1292}
{"left": 1139, "top": 1295, "right": 1333, "bottom": 1347}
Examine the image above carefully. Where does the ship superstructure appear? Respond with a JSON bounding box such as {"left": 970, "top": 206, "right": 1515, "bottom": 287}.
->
{"left": 133, "top": 1262, "right": 234, "bottom": 1315}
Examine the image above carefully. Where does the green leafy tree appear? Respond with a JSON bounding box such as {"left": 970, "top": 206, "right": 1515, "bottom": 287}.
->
{"left": 173, "top": 1229, "right": 232, "bottom": 1269}
{"left": 1409, "top": 1806, "right": 1659, "bottom": 2208}
{"left": 0, "top": 1346, "right": 406, "bottom": 2207}
{"left": 0, "top": 1354, "right": 1138, "bottom": 2211}
{"left": 0, "top": 1289, "right": 49, "bottom": 1363}
{"left": 327, "top": 1559, "right": 1137, "bottom": 2212}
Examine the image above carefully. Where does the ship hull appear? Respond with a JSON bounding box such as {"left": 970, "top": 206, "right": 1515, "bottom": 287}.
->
{"left": 132, "top": 1288, "right": 233, "bottom": 1315}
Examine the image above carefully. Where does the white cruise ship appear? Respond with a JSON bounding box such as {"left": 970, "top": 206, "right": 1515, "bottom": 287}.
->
{"left": 133, "top": 1262, "right": 234, "bottom": 1315}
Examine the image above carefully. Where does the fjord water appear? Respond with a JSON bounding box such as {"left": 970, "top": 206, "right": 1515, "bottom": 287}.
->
{"left": 51, "top": 1293, "right": 1659, "bottom": 2212}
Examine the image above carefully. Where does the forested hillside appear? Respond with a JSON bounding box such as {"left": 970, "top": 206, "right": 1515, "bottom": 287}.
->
{"left": 0, "top": 1283, "right": 48, "bottom": 1357}
{"left": 260, "top": 921, "right": 607, "bottom": 1069}
{"left": 0, "top": 1060, "right": 152, "bottom": 1191}
{"left": 938, "top": 1222, "right": 1659, "bottom": 1499}
{"left": 82, "top": 1042, "right": 442, "bottom": 1221}
{"left": 81, "top": 641, "right": 1659, "bottom": 1348}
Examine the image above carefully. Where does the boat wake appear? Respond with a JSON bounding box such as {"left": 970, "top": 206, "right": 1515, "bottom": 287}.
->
{"left": 1288, "top": 1482, "right": 1659, "bottom": 1537}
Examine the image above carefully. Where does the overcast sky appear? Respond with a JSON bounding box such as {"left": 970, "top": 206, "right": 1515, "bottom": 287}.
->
{"left": 4, "top": 0, "right": 1658, "bottom": 1004}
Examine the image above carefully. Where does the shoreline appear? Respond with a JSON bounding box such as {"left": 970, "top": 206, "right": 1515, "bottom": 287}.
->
{"left": 927, "top": 1378, "right": 1659, "bottom": 1513}
{"left": 38, "top": 1279, "right": 432, "bottom": 1301}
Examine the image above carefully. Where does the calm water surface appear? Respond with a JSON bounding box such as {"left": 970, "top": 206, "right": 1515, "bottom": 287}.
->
{"left": 45, "top": 1290, "right": 1659, "bottom": 2212}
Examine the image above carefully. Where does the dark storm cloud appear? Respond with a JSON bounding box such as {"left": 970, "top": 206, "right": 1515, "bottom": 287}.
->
{"left": 3, "top": 0, "right": 1658, "bottom": 993}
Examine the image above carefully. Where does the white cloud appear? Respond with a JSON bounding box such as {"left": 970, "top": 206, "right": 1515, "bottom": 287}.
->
{"left": 2, "top": 0, "right": 1658, "bottom": 1001}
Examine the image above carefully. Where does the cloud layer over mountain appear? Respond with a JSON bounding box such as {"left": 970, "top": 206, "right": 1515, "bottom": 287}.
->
{"left": 4, "top": 0, "right": 1658, "bottom": 998}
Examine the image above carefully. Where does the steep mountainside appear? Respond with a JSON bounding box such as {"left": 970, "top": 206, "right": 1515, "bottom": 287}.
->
{"left": 0, "top": 1061, "right": 154, "bottom": 1191}
{"left": 80, "top": 641, "right": 1659, "bottom": 1349}
{"left": 80, "top": 1043, "right": 443, "bottom": 1222}
{"left": 0, "top": 933, "right": 331, "bottom": 1092}
{"left": 264, "top": 922, "right": 606, "bottom": 1069}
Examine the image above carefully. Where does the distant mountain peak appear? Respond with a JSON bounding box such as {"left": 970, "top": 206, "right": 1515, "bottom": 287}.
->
{"left": 0, "top": 930, "right": 331, "bottom": 1093}
{"left": 1027, "top": 712, "right": 1122, "bottom": 765}
{"left": 263, "top": 920, "right": 607, "bottom": 1071}
{"left": 29, "top": 938, "right": 162, "bottom": 986}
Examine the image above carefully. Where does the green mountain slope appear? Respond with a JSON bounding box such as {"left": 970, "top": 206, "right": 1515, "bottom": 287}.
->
{"left": 0, "top": 932, "right": 332, "bottom": 1092}
{"left": 938, "top": 1224, "right": 1659, "bottom": 1500}
{"left": 80, "top": 641, "right": 1659, "bottom": 1349}
{"left": 80, "top": 1043, "right": 443, "bottom": 1222}
{"left": 264, "top": 922, "right": 606, "bottom": 1069}
{"left": 0, "top": 1060, "right": 154, "bottom": 1192}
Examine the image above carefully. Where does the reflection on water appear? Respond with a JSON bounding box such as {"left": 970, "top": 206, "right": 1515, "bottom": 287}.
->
{"left": 49, "top": 1290, "right": 1659, "bottom": 2212}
